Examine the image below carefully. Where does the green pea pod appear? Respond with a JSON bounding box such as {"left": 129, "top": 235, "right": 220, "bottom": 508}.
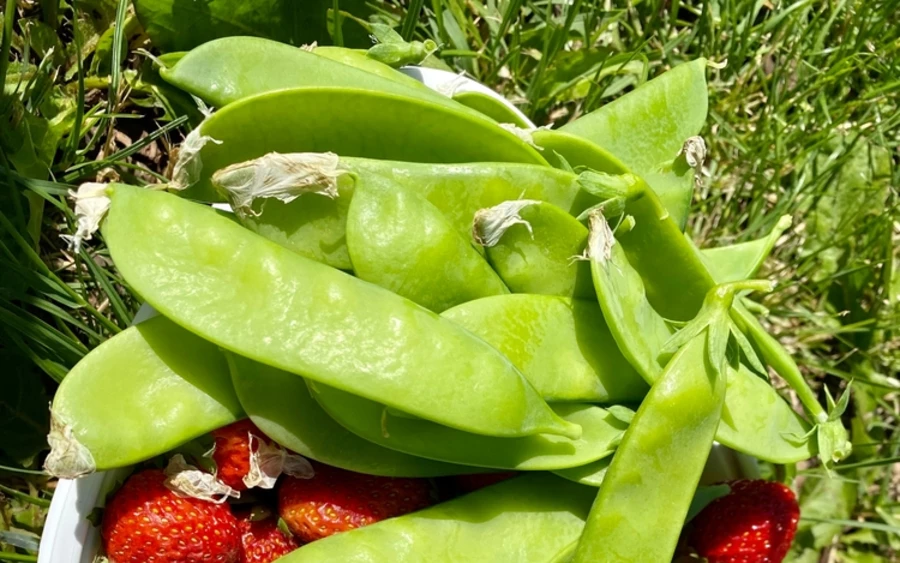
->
{"left": 45, "top": 316, "right": 243, "bottom": 478}
{"left": 534, "top": 129, "right": 711, "bottom": 321}
{"left": 346, "top": 173, "right": 508, "bottom": 312}
{"left": 226, "top": 353, "right": 474, "bottom": 477}
{"left": 473, "top": 200, "right": 594, "bottom": 299}
{"left": 101, "top": 184, "right": 578, "bottom": 440}
{"left": 175, "top": 87, "right": 547, "bottom": 202}
{"left": 442, "top": 295, "right": 647, "bottom": 403}
{"left": 308, "top": 382, "right": 627, "bottom": 470}
{"left": 573, "top": 309, "right": 724, "bottom": 563}
{"left": 313, "top": 46, "right": 430, "bottom": 88}
{"left": 700, "top": 215, "right": 793, "bottom": 283}
{"left": 534, "top": 128, "right": 696, "bottom": 231}
{"left": 211, "top": 154, "right": 613, "bottom": 270}
{"left": 560, "top": 59, "right": 708, "bottom": 175}
{"left": 278, "top": 473, "right": 594, "bottom": 563}
{"left": 586, "top": 214, "right": 815, "bottom": 463}
{"left": 552, "top": 456, "right": 612, "bottom": 488}
{"left": 161, "top": 37, "right": 460, "bottom": 113}
{"left": 452, "top": 91, "right": 532, "bottom": 128}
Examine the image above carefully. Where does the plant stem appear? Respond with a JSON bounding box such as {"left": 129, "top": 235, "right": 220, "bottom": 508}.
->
{"left": 0, "top": 484, "right": 51, "bottom": 508}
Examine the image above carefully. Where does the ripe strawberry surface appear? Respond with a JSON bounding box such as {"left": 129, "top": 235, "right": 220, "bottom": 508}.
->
{"left": 688, "top": 479, "right": 800, "bottom": 563}
{"left": 101, "top": 469, "right": 242, "bottom": 563}
{"left": 278, "top": 462, "right": 434, "bottom": 543}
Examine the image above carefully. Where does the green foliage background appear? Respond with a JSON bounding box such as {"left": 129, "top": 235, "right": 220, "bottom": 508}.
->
{"left": 0, "top": 0, "right": 897, "bottom": 561}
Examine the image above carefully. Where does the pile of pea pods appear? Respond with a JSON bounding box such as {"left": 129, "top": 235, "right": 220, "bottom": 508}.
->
{"left": 48, "top": 37, "right": 851, "bottom": 562}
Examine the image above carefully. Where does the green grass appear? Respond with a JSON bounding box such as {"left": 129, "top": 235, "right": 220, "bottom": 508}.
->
{"left": 1, "top": 0, "right": 898, "bottom": 561}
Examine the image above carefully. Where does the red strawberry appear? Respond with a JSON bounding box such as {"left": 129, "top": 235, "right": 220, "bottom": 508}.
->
{"left": 238, "top": 513, "right": 300, "bottom": 563}
{"left": 278, "top": 462, "right": 433, "bottom": 542}
{"left": 212, "top": 419, "right": 267, "bottom": 491}
{"left": 453, "top": 472, "right": 518, "bottom": 493}
{"left": 212, "top": 419, "right": 313, "bottom": 492}
{"left": 687, "top": 479, "right": 800, "bottom": 563}
{"left": 101, "top": 469, "right": 242, "bottom": 563}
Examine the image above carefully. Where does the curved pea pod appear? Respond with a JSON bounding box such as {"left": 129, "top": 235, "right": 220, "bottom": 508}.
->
{"left": 101, "top": 184, "right": 578, "bottom": 440}
{"left": 534, "top": 129, "right": 696, "bottom": 231}
{"left": 211, "top": 153, "right": 607, "bottom": 270}
{"left": 226, "top": 353, "right": 473, "bottom": 477}
{"left": 701, "top": 215, "right": 793, "bottom": 283}
{"left": 174, "top": 87, "right": 548, "bottom": 202}
{"left": 586, "top": 214, "right": 816, "bottom": 463}
{"left": 534, "top": 129, "right": 711, "bottom": 321}
{"left": 313, "top": 46, "right": 430, "bottom": 89}
{"left": 552, "top": 456, "right": 611, "bottom": 488}
{"left": 308, "top": 382, "right": 626, "bottom": 471}
{"left": 452, "top": 90, "right": 532, "bottom": 127}
{"left": 573, "top": 315, "right": 724, "bottom": 563}
{"left": 442, "top": 295, "right": 647, "bottom": 403}
{"left": 560, "top": 59, "right": 709, "bottom": 175}
{"left": 161, "top": 37, "right": 459, "bottom": 112}
{"left": 278, "top": 473, "right": 594, "bottom": 563}
{"left": 346, "top": 173, "right": 508, "bottom": 312}
{"left": 45, "top": 316, "right": 243, "bottom": 478}
{"left": 473, "top": 200, "right": 594, "bottom": 299}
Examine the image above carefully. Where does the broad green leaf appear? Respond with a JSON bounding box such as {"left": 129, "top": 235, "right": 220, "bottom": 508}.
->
{"left": 133, "top": 0, "right": 374, "bottom": 53}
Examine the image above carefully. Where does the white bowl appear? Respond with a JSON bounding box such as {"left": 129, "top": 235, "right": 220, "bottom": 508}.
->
{"left": 37, "top": 67, "right": 755, "bottom": 563}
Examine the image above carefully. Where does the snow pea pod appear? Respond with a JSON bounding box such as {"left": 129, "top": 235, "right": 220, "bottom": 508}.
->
{"left": 101, "top": 184, "right": 577, "bottom": 440}
{"left": 211, "top": 154, "right": 608, "bottom": 270}
{"left": 161, "top": 37, "right": 463, "bottom": 113}
{"left": 701, "top": 215, "right": 792, "bottom": 283}
{"left": 313, "top": 46, "right": 431, "bottom": 89}
{"left": 534, "top": 129, "right": 695, "bottom": 231}
{"left": 535, "top": 129, "right": 711, "bottom": 321}
{"left": 553, "top": 456, "right": 611, "bottom": 488}
{"left": 46, "top": 315, "right": 243, "bottom": 478}
{"left": 346, "top": 173, "right": 508, "bottom": 312}
{"left": 442, "top": 295, "right": 647, "bottom": 403}
{"left": 473, "top": 200, "right": 594, "bottom": 299}
{"left": 586, "top": 214, "right": 816, "bottom": 463}
{"left": 226, "top": 353, "right": 474, "bottom": 477}
{"left": 308, "top": 383, "right": 627, "bottom": 471}
{"left": 279, "top": 473, "right": 594, "bottom": 563}
{"left": 452, "top": 90, "right": 532, "bottom": 127}
{"left": 573, "top": 311, "right": 724, "bottom": 563}
{"left": 177, "top": 87, "right": 548, "bottom": 202}
{"left": 560, "top": 59, "right": 708, "bottom": 176}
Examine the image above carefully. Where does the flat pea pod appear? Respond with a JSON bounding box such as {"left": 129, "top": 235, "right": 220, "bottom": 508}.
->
{"left": 312, "top": 46, "right": 431, "bottom": 89}
{"left": 585, "top": 214, "right": 815, "bottom": 463}
{"left": 346, "top": 173, "right": 508, "bottom": 312}
{"left": 700, "top": 215, "right": 793, "bottom": 283}
{"left": 535, "top": 129, "right": 712, "bottom": 321}
{"left": 552, "top": 456, "right": 611, "bottom": 488}
{"left": 45, "top": 315, "right": 243, "bottom": 478}
{"left": 178, "top": 87, "right": 548, "bottom": 202}
{"left": 534, "top": 128, "right": 695, "bottom": 231}
{"left": 442, "top": 295, "right": 648, "bottom": 403}
{"left": 211, "top": 154, "right": 606, "bottom": 271}
{"left": 102, "top": 184, "right": 577, "bottom": 440}
{"left": 573, "top": 322, "right": 724, "bottom": 563}
{"left": 278, "top": 473, "right": 594, "bottom": 563}
{"left": 226, "top": 353, "right": 474, "bottom": 477}
{"left": 161, "top": 37, "right": 462, "bottom": 113}
{"left": 473, "top": 200, "right": 594, "bottom": 299}
{"left": 309, "top": 383, "right": 627, "bottom": 471}
{"left": 452, "top": 90, "right": 532, "bottom": 127}
{"left": 560, "top": 59, "right": 708, "bottom": 175}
